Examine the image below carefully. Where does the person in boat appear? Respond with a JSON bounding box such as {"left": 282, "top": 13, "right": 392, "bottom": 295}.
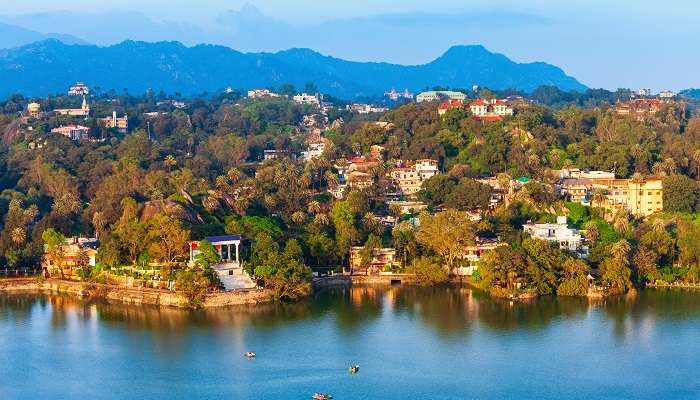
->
{"left": 312, "top": 393, "right": 332, "bottom": 400}
{"left": 348, "top": 365, "right": 360, "bottom": 373}
{"left": 244, "top": 352, "right": 256, "bottom": 358}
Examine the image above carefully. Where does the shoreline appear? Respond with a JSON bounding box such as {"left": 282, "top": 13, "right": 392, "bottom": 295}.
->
{"left": 0, "top": 278, "right": 273, "bottom": 308}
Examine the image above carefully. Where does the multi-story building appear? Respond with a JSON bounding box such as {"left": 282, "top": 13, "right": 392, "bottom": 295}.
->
{"left": 347, "top": 171, "right": 374, "bottom": 190}
{"left": 387, "top": 200, "right": 428, "bottom": 215}
{"left": 347, "top": 103, "right": 389, "bottom": 114}
{"left": 389, "top": 159, "right": 439, "bottom": 196}
{"left": 559, "top": 178, "right": 593, "bottom": 204}
{"left": 659, "top": 90, "right": 677, "bottom": 99}
{"left": 301, "top": 140, "right": 327, "bottom": 161}
{"left": 51, "top": 125, "right": 90, "bottom": 141}
{"left": 416, "top": 91, "right": 467, "bottom": 103}
{"left": 453, "top": 237, "right": 507, "bottom": 276}
{"left": 615, "top": 99, "right": 664, "bottom": 119}
{"left": 437, "top": 99, "right": 464, "bottom": 116}
{"left": 592, "top": 178, "right": 663, "bottom": 218}
{"left": 524, "top": 216, "right": 588, "bottom": 257}
{"left": 293, "top": 93, "right": 321, "bottom": 106}
{"left": 68, "top": 82, "right": 90, "bottom": 96}
{"left": 100, "top": 111, "right": 129, "bottom": 133}
{"left": 42, "top": 237, "right": 98, "bottom": 277}
{"left": 469, "top": 99, "right": 514, "bottom": 121}
{"left": 349, "top": 247, "right": 400, "bottom": 274}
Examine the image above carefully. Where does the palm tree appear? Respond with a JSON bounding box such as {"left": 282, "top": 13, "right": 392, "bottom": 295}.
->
{"left": 307, "top": 200, "right": 321, "bottom": 215}
{"left": 613, "top": 211, "right": 631, "bottom": 236}
{"left": 164, "top": 155, "right": 177, "bottom": 171}
{"left": 291, "top": 211, "right": 307, "bottom": 224}
{"left": 92, "top": 212, "right": 106, "bottom": 238}
{"left": 651, "top": 219, "right": 667, "bottom": 233}
{"left": 611, "top": 240, "right": 631, "bottom": 264}
{"left": 582, "top": 221, "right": 599, "bottom": 244}
{"left": 590, "top": 188, "right": 607, "bottom": 210}
{"left": 10, "top": 227, "right": 26, "bottom": 247}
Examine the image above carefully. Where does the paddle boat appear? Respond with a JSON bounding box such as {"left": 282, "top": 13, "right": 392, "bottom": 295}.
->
{"left": 348, "top": 365, "right": 360, "bottom": 374}
{"left": 312, "top": 393, "right": 333, "bottom": 400}
{"left": 244, "top": 352, "right": 256, "bottom": 358}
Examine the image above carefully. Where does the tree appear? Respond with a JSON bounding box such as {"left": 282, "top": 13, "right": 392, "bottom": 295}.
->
{"left": 557, "top": 259, "right": 590, "bottom": 296}
{"left": 251, "top": 237, "right": 312, "bottom": 301}
{"left": 444, "top": 178, "right": 492, "bottom": 210}
{"left": 662, "top": 174, "right": 699, "bottom": 213}
{"left": 359, "top": 234, "right": 382, "bottom": 272}
{"left": 409, "top": 256, "right": 448, "bottom": 286}
{"left": 601, "top": 240, "right": 633, "bottom": 291}
{"left": 42, "top": 228, "right": 66, "bottom": 276}
{"left": 416, "top": 210, "right": 477, "bottom": 272}
{"left": 194, "top": 240, "right": 220, "bottom": 269}
{"left": 148, "top": 214, "right": 190, "bottom": 263}
{"left": 175, "top": 269, "right": 211, "bottom": 308}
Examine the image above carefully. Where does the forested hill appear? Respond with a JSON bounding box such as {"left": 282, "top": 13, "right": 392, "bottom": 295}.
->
{"left": 0, "top": 40, "right": 586, "bottom": 99}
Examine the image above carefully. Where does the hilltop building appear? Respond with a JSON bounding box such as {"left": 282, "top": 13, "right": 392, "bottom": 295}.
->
{"left": 385, "top": 89, "right": 414, "bottom": 101}
{"left": 615, "top": 99, "right": 664, "bottom": 120}
{"left": 68, "top": 82, "right": 89, "bottom": 96}
{"left": 27, "top": 102, "right": 41, "bottom": 118}
{"left": 100, "top": 111, "right": 128, "bottom": 133}
{"left": 247, "top": 89, "right": 280, "bottom": 98}
{"left": 437, "top": 99, "right": 464, "bottom": 116}
{"left": 469, "top": 99, "right": 514, "bottom": 121}
{"left": 54, "top": 96, "right": 90, "bottom": 117}
{"left": 416, "top": 91, "right": 467, "bottom": 103}
{"left": 293, "top": 93, "right": 321, "bottom": 106}
{"left": 51, "top": 125, "right": 90, "bottom": 141}
{"left": 347, "top": 103, "right": 389, "bottom": 114}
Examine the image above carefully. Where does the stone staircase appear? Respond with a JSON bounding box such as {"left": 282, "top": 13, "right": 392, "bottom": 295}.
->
{"left": 213, "top": 263, "right": 256, "bottom": 291}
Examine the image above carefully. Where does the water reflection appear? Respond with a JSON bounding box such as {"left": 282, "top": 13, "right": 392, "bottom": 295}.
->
{"left": 2, "top": 287, "right": 700, "bottom": 340}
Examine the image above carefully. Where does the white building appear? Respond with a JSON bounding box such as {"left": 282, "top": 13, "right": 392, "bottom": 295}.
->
{"left": 384, "top": 89, "right": 414, "bottom": 101}
{"left": 302, "top": 141, "right": 326, "bottom": 161}
{"left": 416, "top": 91, "right": 467, "bottom": 103}
{"left": 68, "top": 82, "right": 89, "bottom": 96}
{"left": 637, "top": 88, "right": 652, "bottom": 97}
{"left": 659, "top": 90, "right": 677, "bottom": 99}
{"left": 523, "top": 216, "right": 588, "bottom": 257}
{"left": 293, "top": 93, "right": 321, "bottom": 106}
{"left": 247, "top": 89, "right": 280, "bottom": 98}
{"left": 347, "top": 103, "right": 389, "bottom": 114}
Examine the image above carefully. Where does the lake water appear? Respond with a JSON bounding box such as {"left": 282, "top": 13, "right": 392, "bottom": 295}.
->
{"left": 1, "top": 286, "right": 699, "bottom": 399}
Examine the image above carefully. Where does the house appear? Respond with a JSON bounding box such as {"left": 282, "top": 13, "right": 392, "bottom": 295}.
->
{"left": 615, "top": 99, "right": 664, "bottom": 119}
{"left": 68, "top": 82, "right": 90, "bottom": 96}
{"left": 347, "top": 171, "right": 374, "bottom": 190}
{"left": 389, "top": 159, "right": 439, "bottom": 196}
{"left": 263, "top": 149, "right": 292, "bottom": 161}
{"left": 637, "top": 88, "right": 652, "bottom": 97}
{"left": 42, "top": 237, "right": 98, "bottom": 277}
{"left": 416, "top": 91, "right": 467, "bottom": 103}
{"left": 247, "top": 89, "right": 280, "bottom": 98}
{"left": 437, "top": 99, "right": 464, "bottom": 116}
{"left": 387, "top": 200, "right": 428, "bottom": 215}
{"left": 100, "top": 111, "right": 128, "bottom": 133}
{"left": 54, "top": 96, "right": 90, "bottom": 117}
{"left": 349, "top": 247, "right": 400, "bottom": 274}
{"left": 452, "top": 237, "right": 507, "bottom": 276}
{"left": 559, "top": 178, "right": 593, "bottom": 204}
{"left": 469, "top": 99, "right": 514, "bottom": 121}
{"left": 51, "top": 125, "right": 90, "bottom": 141}
{"left": 293, "top": 93, "right": 321, "bottom": 106}
{"left": 302, "top": 140, "right": 327, "bottom": 161}
{"left": 347, "top": 103, "right": 389, "bottom": 114}
{"left": 524, "top": 216, "right": 588, "bottom": 257}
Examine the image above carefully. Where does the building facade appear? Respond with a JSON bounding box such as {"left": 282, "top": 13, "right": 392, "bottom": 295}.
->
{"left": 524, "top": 216, "right": 588, "bottom": 257}
{"left": 51, "top": 125, "right": 90, "bottom": 141}
{"left": 416, "top": 91, "right": 467, "bottom": 103}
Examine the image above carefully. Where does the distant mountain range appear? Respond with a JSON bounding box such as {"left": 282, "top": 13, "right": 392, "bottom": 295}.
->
{"left": 0, "top": 39, "right": 586, "bottom": 99}
{"left": 0, "top": 22, "right": 87, "bottom": 49}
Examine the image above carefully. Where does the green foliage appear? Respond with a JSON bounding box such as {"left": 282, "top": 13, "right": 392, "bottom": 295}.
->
{"left": 194, "top": 240, "right": 220, "bottom": 269}
{"left": 663, "top": 175, "right": 699, "bottom": 213}
{"left": 408, "top": 256, "right": 448, "bottom": 286}
{"left": 225, "top": 215, "right": 283, "bottom": 240}
{"left": 175, "top": 268, "right": 212, "bottom": 308}
{"left": 251, "top": 236, "right": 312, "bottom": 302}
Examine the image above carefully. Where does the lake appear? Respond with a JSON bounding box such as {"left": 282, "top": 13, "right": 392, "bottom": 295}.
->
{"left": 1, "top": 286, "right": 699, "bottom": 399}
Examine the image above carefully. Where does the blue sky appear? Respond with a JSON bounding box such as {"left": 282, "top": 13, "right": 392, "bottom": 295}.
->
{"left": 1, "top": 0, "right": 697, "bottom": 91}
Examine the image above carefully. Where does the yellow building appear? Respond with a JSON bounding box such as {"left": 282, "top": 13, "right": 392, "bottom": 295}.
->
{"left": 27, "top": 102, "right": 41, "bottom": 118}
{"left": 593, "top": 177, "right": 663, "bottom": 217}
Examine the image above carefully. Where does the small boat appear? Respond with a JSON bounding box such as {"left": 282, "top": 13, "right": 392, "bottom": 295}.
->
{"left": 348, "top": 365, "right": 360, "bottom": 374}
{"left": 244, "top": 352, "right": 256, "bottom": 358}
{"left": 312, "top": 393, "right": 332, "bottom": 400}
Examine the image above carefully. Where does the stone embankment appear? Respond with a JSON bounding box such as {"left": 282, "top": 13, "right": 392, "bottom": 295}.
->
{"left": 0, "top": 278, "right": 272, "bottom": 308}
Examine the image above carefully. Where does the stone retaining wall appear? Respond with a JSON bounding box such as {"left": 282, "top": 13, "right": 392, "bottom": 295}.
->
{"left": 0, "top": 278, "right": 272, "bottom": 308}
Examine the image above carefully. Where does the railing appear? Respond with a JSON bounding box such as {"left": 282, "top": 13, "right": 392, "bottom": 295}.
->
{"left": 0, "top": 268, "right": 41, "bottom": 277}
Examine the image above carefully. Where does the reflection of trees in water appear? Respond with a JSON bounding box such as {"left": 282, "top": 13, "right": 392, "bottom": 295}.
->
{"left": 3, "top": 289, "right": 700, "bottom": 341}
{"left": 393, "top": 286, "right": 478, "bottom": 338}
{"left": 601, "top": 289, "right": 700, "bottom": 340}
{"left": 476, "top": 294, "right": 590, "bottom": 332}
